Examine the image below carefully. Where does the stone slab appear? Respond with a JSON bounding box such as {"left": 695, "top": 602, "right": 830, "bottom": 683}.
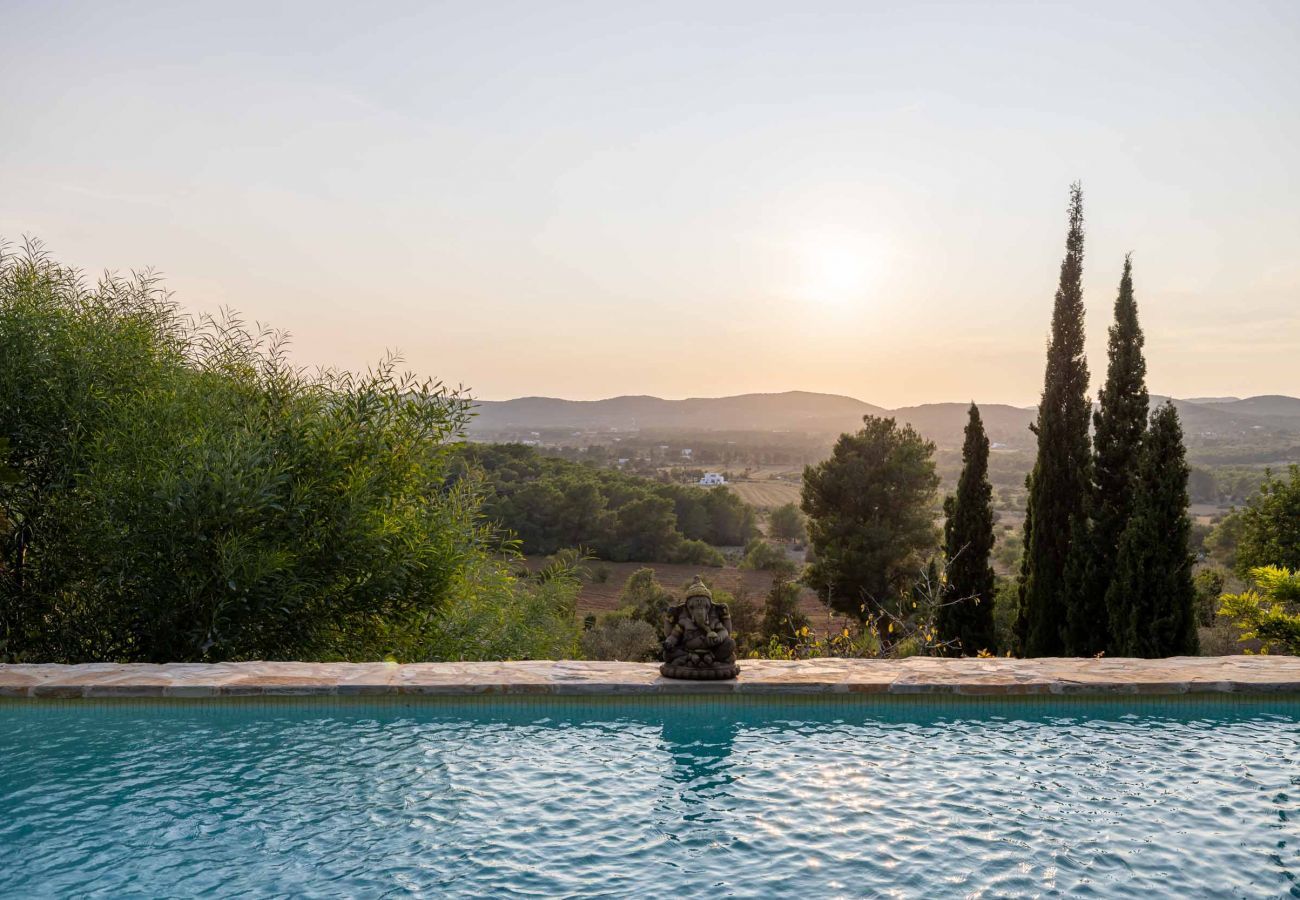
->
{"left": 2, "top": 657, "right": 1299, "bottom": 699}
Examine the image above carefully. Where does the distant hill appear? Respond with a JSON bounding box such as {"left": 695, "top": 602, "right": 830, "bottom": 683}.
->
{"left": 469, "top": 390, "right": 1300, "bottom": 450}
{"left": 470, "top": 391, "right": 889, "bottom": 434}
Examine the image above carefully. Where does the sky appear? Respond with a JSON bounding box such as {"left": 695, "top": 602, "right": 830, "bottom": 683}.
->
{"left": 2, "top": 0, "right": 1298, "bottom": 407}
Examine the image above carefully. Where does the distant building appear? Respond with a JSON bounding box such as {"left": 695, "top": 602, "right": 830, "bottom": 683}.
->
{"left": 699, "top": 473, "right": 725, "bottom": 486}
{"left": 681, "top": 448, "right": 693, "bottom": 459}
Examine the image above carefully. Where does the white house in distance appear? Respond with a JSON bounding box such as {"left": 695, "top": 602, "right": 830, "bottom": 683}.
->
{"left": 699, "top": 472, "right": 726, "bottom": 486}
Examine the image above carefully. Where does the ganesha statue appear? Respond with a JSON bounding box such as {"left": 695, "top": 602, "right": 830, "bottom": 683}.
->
{"left": 660, "top": 576, "right": 740, "bottom": 680}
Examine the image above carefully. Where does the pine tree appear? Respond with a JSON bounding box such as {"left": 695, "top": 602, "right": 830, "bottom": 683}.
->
{"left": 1086, "top": 255, "right": 1149, "bottom": 654}
{"left": 1107, "top": 403, "right": 1199, "bottom": 657}
{"left": 1016, "top": 183, "right": 1093, "bottom": 657}
{"left": 938, "top": 403, "right": 997, "bottom": 654}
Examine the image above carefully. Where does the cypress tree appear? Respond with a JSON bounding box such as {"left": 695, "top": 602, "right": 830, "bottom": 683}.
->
{"left": 938, "top": 403, "right": 997, "bottom": 654}
{"left": 1086, "top": 255, "right": 1149, "bottom": 653}
{"left": 1016, "top": 183, "right": 1093, "bottom": 657}
{"left": 1107, "top": 403, "right": 1199, "bottom": 657}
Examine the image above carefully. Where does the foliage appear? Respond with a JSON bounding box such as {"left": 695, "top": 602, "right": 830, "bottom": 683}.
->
{"left": 414, "top": 557, "right": 581, "bottom": 661}
{"left": 991, "top": 578, "right": 1020, "bottom": 655}
{"left": 1018, "top": 184, "right": 1094, "bottom": 657}
{"left": 1193, "top": 567, "right": 1228, "bottom": 628}
{"left": 759, "top": 577, "right": 809, "bottom": 646}
{"left": 1233, "top": 465, "right": 1300, "bottom": 576}
{"left": 617, "top": 567, "right": 677, "bottom": 639}
{"left": 675, "top": 538, "right": 727, "bottom": 567}
{"left": 452, "top": 443, "right": 755, "bottom": 563}
{"left": 725, "top": 588, "right": 762, "bottom": 655}
{"left": 0, "top": 241, "right": 533, "bottom": 663}
{"left": 1205, "top": 512, "right": 1245, "bottom": 570}
{"left": 580, "top": 616, "right": 659, "bottom": 661}
{"left": 801, "top": 416, "right": 939, "bottom": 619}
{"left": 937, "top": 404, "right": 997, "bottom": 655}
{"left": 1106, "top": 404, "right": 1199, "bottom": 657}
{"left": 1218, "top": 566, "right": 1300, "bottom": 655}
{"left": 767, "top": 502, "right": 807, "bottom": 542}
{"left": 740, "top": 538, "right": 795, "bottom": 573}
{"left": 1085, "top": 254, "right": 1148, "bottom": 656}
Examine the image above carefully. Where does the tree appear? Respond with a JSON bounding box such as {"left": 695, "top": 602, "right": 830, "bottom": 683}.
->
{"left": 801, "top": 416, "right": 939, "bottom": 619}
{"left": 760, "top": 576, "right": 809, "bottom": 646}
{"left": 937, "top": 404, "right": 997, "bottom": 654}
{"left": 768, "top": 502, "right": 807, "bottom": 542}
{"left": 1085, "top": 254, "right": 1148, "bottom": 655}
{"left": 1233, "top": 465, "right": 1300, "bottom": 576}
{"left": 1106, "top": 404, "right": 1198, "bottom": 657}
{"left": 1017, "top": 183, "right": 1093, "bottom": 657}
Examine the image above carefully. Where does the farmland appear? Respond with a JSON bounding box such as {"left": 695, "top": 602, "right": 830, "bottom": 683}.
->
{"left": 726, "top": 479, "right": 802, "bottom": 509}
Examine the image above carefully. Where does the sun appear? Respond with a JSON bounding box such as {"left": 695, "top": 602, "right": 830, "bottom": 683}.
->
{"left": 792, "top": 230, "right": 883, "bottom": 308}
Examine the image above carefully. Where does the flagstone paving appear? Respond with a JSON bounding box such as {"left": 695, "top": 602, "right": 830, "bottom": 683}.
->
{"left": 2, "top": 657, "right": 1299, "bottom": 698}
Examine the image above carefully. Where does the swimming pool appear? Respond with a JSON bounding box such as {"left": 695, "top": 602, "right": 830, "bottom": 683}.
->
{"left": 2, "top": 695, "right": 1296, "bottom": 897}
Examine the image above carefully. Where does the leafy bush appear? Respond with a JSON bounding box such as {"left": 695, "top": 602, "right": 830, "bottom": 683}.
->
{"left": 417, "top": 559, "right": 580, "bottom": 661}
{"left": 618, "top": 568, "right": 675, "bottom": 638}
{"left": 760, "top": 578, "right": 809, "bottom": 646}
{"left": 673, "top": 538, "right": 725, "bottom": 567}
{"left": 1218, "top": 566, "right": 1300, "bottom": 655}
{"left": 740, "top": 538, "right": 795, "bottom": 572}
{"left": 0, "top": 241, "right": 561, "bottom": 663}
{"left": 580, "top": 617, "right": 659, "bottom": 661}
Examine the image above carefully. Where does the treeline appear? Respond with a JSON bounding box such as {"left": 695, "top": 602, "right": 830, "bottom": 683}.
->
{"left": 451, "top": 443, "right": 758, "bottom": 564}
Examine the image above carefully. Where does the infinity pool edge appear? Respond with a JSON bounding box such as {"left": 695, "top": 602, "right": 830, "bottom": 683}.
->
{"left": 3, "top": 657, "right": 1299, "bottom": 699}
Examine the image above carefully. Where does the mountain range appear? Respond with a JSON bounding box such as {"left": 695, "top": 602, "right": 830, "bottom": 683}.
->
{"left": 468, "top": 391, "right": 1300, "bottom": 449}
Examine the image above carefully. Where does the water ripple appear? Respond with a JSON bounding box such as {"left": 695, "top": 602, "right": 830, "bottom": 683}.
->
{"left": 1, "top": 698, "right": 1297, "bottom": 898}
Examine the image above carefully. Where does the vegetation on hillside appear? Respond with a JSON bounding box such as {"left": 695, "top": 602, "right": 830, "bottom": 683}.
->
{"left": 451, "top": 442, "right": 757, "bottom": 564}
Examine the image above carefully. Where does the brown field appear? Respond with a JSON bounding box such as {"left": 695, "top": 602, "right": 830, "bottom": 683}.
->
{"left": 727, "top": 480, "right": 802, "bottom": 509}
{"left": 523, "top": 557, "right": 849, "bottom": 634}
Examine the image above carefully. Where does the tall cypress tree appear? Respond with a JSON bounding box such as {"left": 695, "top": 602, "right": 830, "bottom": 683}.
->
{"left": 1016, "top": 183, "right": 1092, "bottom": 657}
{"left": 1107, "top": 403, "right": 1199, "bottom": 657}
{"left": 1085, "top": 255, "right": 1148, "bottom": 654}
{"left": 938, "top": 403, "right": 997, "bottom": 654}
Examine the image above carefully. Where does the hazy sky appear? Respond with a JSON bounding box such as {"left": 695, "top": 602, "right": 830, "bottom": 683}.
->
{"left": 3, "top": 1, "right": 1298, "bottom": 406}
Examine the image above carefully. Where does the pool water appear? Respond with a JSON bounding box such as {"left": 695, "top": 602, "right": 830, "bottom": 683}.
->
{"left": 2, "top": 696, "right": 1297, "bottom": 898}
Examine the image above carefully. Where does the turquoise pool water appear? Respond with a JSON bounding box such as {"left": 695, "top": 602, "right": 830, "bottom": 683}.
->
{"left": 1, "top": 696, "right": 1297, "bottom": 897}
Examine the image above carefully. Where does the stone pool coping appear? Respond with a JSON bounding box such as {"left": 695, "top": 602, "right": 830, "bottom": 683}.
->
{"left": 2, "top": 657, "right": 1300, "bottom": 699}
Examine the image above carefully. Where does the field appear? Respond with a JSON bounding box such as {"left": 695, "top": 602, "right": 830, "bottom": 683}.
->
{"left": 524, "top": 557, "right": 850, "bottom": 635}
{"left": 726, "top": 480, "right": 802, "bottom": 509}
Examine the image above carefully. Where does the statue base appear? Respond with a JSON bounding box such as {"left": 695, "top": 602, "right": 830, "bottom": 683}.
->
{"left": 659, "top": 662, "right": 740, "bottom": 680}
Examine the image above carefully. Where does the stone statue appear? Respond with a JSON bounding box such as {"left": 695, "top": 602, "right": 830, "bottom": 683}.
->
{"left": 660, "top": 576, "right": 739, "bottom": 680}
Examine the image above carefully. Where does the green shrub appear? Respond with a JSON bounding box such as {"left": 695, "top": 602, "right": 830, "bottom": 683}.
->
{"left": 0, "top": 241, "right": 564, "bottom": 663}
{"left": 673, "top": 538, "right": 725, "bottom": 567}
{"left": 580, "top": 617, "right": 659, "bottom": 661}
{"left": 740, "top": 538, "right": 795, "bottom": 572}
{"left": 1218, "top": 566, "right": 1300, "bottom": 655}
